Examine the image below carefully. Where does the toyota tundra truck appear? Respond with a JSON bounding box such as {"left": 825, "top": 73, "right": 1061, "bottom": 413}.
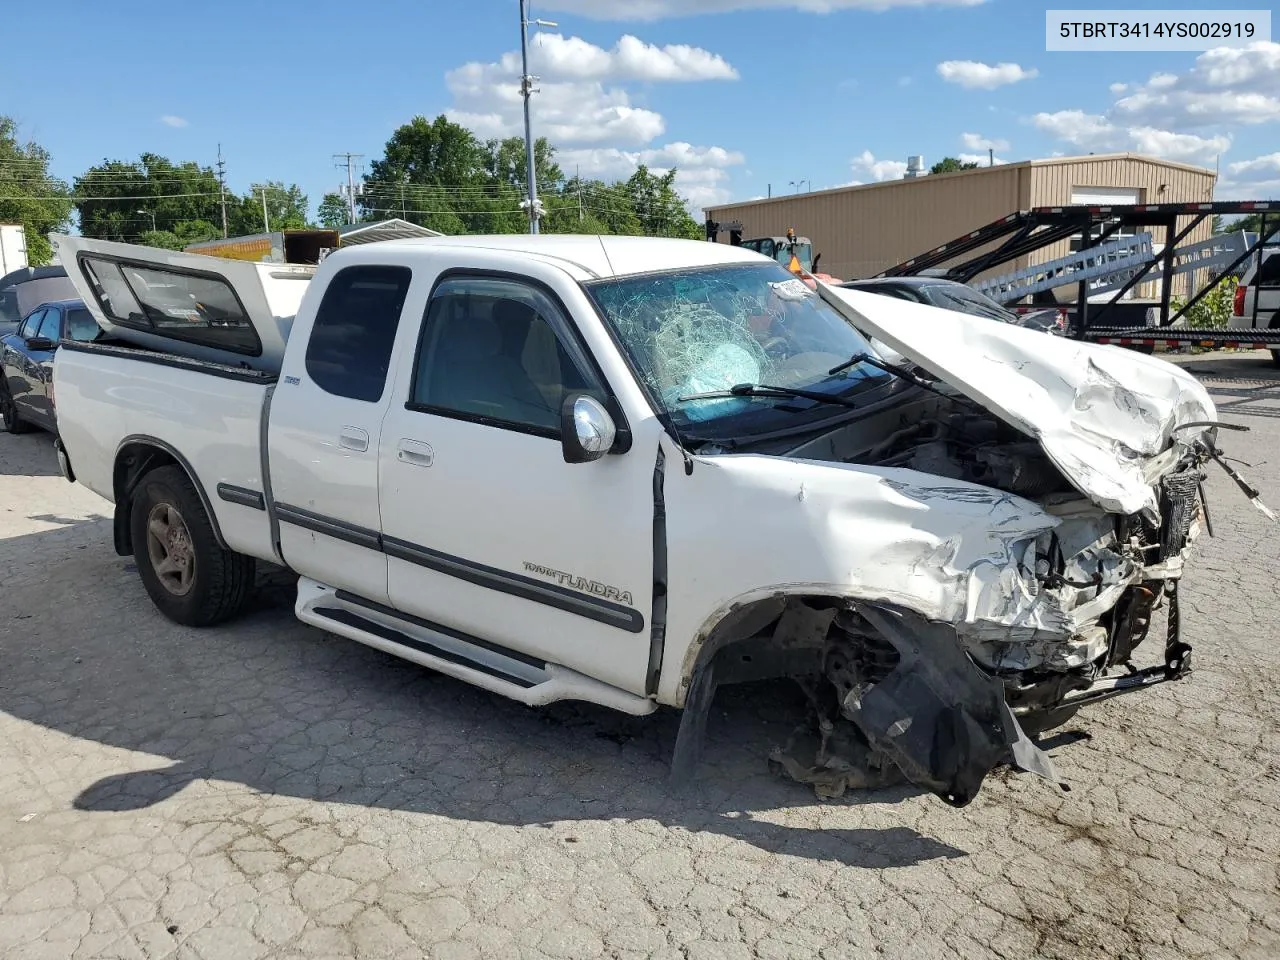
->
{"left": 46, "top": 232, "right": 1241, "bottom": 806}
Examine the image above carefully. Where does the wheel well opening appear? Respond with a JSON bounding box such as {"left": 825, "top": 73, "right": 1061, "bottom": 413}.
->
{"left": 111, "top": 443, "right": 226, "bottom": 555}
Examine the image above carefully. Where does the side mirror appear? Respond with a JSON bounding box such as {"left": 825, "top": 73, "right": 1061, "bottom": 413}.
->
{"left": 561, "top": 394, "right": 616, "bottom": 464}
{"left": 25, "top": 336, "right": 56, "bottom": 351}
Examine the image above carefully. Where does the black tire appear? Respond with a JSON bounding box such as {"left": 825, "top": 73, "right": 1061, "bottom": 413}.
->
{"left": 0, "top": 383, "right": 32, "bottom": 434}
{"left": 130, "top": 465, "right": 255, "bottom": 626}
{"left": 1271, "top": 349, "right": 1280, "bottom": 369}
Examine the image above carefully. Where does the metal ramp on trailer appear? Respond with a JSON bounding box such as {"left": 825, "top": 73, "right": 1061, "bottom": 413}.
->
{"left": 878, "top": 200, "right": 1280, "bottom": 348}
{"left": 970, "top": 231, "right": 1255, "bottom": 303}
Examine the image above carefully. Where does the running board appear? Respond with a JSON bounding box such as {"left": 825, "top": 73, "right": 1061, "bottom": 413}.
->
{"left": 294, "top": 578, "right": 656, "bottom": 716}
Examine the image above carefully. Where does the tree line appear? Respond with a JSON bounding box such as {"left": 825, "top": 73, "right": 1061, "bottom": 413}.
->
{"left": 1, "top": 113, "right": 701, "bottom": 265}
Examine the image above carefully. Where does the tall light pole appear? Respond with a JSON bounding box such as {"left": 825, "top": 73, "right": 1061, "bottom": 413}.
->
{"left": 136, "top": 208, "right": 156, "bottom": 231}
{"left": 520, "top": 1, "right": 556, "bottom": 234}
{"left": 789, "top": 179, "right": 811, "bottom": 194}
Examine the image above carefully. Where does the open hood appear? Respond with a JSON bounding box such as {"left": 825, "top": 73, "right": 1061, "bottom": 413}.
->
{"left": 818, "top": 283, "right": 1216, "bottom": 516}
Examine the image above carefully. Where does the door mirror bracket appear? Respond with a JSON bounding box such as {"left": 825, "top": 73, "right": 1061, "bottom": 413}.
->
{"left": 561, "top": 394, "right": 617, "bottom": 464}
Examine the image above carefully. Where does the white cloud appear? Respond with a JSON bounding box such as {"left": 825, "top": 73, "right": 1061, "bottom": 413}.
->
{"left": 459, "top": 32, "right": 737, "bottom": 85}
{"left": 159, "top": 115, "right": 188, "bottom": 128}
{"left": 957, "top": 152, "right": 1004, "bottom": 166}
{"left": 961, "top": 131, "right": 1009, "bottom": 152}
{"left": 444, "top": 32, "right": 738, "bottom": 148}
{"left": 448, "top": 77, "right": 666, "bottom": 145}
{"left": 937, "top": 60, "right": 1038, "bottom": 89}
{"left": 1109, "top": 82, "right": 1128, "bottom": 95}
{"left": 1030, "top": 109, "right": 1229, "bottom": 165}
{"left": 1228, "top": 153, "right": 1280, "bottom": 177}
{"left": 850, "top": 150, "right": 907, "bottom": 181}
{"left": 559, "top": 142, "right": 746, "bottom": 209}
{"left": 1217, "top": 153, "right": 1280, "bottom": 198}
{"left": 1113, "top": 42, "right": 1280, "bottom": 128}
{"left": 444, "top": 30, "right": 746, "bottom": 207}
{"left": 539, "top": 0, "right": 986, "bottom": 20}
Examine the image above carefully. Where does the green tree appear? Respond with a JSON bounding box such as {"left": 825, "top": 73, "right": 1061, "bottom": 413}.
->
{"left": 360, "top": 115, "right": 492, "bottom": 233}
{"left": 75, "top": 153, "right": 223, "bottom": 243}
{"left": 0, "top": 116, "right": 74, "bottom": 266}
{"left": 624, "top": 166, "right": 701, "bottom": 238}
{"left": 228, "top": 182, "right": 309, "bottom": 236}
{"left": 317, "top": 192, "right": 349, "bottom": 229}
{"left": 544, "top": 177, "right": 642, "bottom": 235}
{"left": 930, "top": 157, "right": 980, "bottom": 175}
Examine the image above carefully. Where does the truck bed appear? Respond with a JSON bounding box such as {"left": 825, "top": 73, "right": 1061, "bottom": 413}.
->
{"left": 54, "top": 339, "right": 279, "bottom": 564}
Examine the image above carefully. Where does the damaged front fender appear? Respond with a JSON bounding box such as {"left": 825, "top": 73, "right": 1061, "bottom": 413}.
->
{"left": 841, "top": 605, "right": 1060, "bottom": 806}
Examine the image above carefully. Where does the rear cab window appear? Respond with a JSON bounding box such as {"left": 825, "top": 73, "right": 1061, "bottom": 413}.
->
{"left": 78, "top": 255, "right": 262, "bottom": 355}
{"left": 305, "top": 265, "right": 413, "bottom": 403}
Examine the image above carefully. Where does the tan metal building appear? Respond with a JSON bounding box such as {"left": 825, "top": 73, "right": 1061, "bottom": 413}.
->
{"left": 704, "top": 153, "right": 1218, "bottom": 292}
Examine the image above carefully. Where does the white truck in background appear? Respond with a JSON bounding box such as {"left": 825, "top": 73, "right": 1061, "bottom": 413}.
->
{"left": 1229, "top": 248, "right": 1280, "bottom": 365}
{"left": 0, "top": 224, "right": 26, "bottom": 274}
{"left": 46, "top": 231, "right": 1241, "bottom": 806}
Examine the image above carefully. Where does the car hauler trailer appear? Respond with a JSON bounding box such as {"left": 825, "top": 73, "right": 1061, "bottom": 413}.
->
{"left": 879, "top": 201, "right": 1280, "bottom": 354}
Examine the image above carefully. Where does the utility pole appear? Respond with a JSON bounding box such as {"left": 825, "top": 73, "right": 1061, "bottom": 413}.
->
{"left": 520, "top": 1, "right": 557, "bottom": 234}
{"left": 989, "top": 148, "right": 995, "bottom": 167}
{"left": 216, "top": 144, "right": 228, "bottom": 238}
{"left": 334, "top": 153, "right": 364, "bottom": 224}
{"left": 576, "top": 164, "right": 583, "bottom": 222}
{"left": 260, "top": 186, "right": 270, "bottom": 233}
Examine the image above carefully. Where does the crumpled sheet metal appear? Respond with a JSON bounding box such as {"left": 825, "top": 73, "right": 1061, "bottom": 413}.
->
{"left": 668, "top": 454, "right": 1134, "bottom": 702}
{"left": 818, "top": 283, "right": 1216, "bottom": 517}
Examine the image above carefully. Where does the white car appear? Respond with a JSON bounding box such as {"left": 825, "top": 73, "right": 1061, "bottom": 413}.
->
{"left": 48, "top": 232, "right": 1232, "bottom": 807}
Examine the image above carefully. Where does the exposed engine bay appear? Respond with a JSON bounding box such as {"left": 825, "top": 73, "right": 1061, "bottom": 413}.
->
{"left": 674, "top": 388, "right": 1217, "bottom": 806}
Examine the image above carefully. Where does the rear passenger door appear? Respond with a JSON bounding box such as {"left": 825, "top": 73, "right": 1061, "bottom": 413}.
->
{"left": 267, "top": 263, "right": 417, "bottom": 604}
{"left": 26, "top": 307, "right": 62, "bottom": 428}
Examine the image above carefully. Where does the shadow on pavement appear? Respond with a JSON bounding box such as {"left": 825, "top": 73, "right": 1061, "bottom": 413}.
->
{"left": 0, "top": 519, "right": 963, "bottom": 869}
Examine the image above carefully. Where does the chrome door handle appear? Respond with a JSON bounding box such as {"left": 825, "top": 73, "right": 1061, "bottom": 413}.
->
{"left": 397, "top": 439, "right": 434, "bottom": 467}
{"left": 338, "top": 426, "right": 370, "bottom": 452}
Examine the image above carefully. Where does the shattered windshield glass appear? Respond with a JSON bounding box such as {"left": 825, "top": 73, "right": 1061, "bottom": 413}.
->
{"left": 586, "top": 262, "right": 891, "bottom": 435}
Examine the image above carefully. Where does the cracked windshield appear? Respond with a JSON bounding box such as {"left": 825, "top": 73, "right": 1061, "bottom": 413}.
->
{"left": 588, "top": 261, "right": 889, "bottom": 434}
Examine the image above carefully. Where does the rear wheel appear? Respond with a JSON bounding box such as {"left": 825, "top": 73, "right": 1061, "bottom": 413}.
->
{"left": 0, "top": 384, "right": 31, "bottom": 434}
{"left": 130, "top": 465, "right": 255, "bottom": 626}
{"left": 1272, "top": 349, "right": 1280, "bottom": 369}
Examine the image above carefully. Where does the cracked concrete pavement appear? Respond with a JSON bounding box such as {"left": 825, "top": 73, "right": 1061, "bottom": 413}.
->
{"left": 1, "top": 351, "right": 1278, "bottom": 959}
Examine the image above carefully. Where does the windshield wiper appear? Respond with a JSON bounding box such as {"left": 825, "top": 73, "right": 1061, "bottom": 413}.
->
{"left": 828, "top": 352, "right": 969, "bottom": 405}
{"left": 677, "top": 382, "right": 864, "bottom": 410}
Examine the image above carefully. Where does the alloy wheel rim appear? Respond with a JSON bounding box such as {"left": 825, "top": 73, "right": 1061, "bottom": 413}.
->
{"left": 146, "top": 503, "right": 197, "bottom": 597}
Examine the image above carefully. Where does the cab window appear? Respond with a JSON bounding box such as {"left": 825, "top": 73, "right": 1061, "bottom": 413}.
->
{"left": 409, "top": 276, "right": 601, "bottom": 436}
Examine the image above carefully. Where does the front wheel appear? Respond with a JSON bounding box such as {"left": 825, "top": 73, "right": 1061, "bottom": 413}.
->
{"left": 130, "top": 465, "right": 255, "bottom": 626}
{"left": 1271, "top": 349, "right": 1280, "bottom": 369}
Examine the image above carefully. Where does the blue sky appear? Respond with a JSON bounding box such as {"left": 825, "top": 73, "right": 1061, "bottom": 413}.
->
{"left": 6, "top": 0, "right": 1278, "bottom": 220}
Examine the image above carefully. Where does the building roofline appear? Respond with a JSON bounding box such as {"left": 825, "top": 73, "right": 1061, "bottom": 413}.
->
{"left": 704, "top": 152, "right": 1217, "bottom": 214}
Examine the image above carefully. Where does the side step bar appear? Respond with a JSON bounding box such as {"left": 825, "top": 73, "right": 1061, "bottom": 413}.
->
{"left": 294, "top": 578, "right": 655, "bottom": 716}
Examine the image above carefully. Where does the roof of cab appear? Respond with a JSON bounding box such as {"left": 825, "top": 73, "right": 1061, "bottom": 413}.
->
{"left": 333, "top": 233, "right": 770, "bottom": 280}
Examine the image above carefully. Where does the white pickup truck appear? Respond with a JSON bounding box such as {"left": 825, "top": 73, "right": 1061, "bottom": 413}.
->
{"left": 48, "top": 231, "right": 1237, "bottom": 806}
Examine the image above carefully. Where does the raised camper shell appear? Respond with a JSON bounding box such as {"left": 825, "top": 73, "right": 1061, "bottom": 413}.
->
{"left": 50, "top": 234, "right": 314, "bottom": 372}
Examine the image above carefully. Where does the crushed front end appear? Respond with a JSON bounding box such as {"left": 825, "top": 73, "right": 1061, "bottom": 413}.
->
{"left": 671, "top": 413, "right": 1242, "bottom": 808}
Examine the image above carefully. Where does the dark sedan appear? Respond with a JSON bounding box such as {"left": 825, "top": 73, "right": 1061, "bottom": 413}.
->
{"left": 839, "top": 277, "right": 1064, "bottom": 333}
{"left": 1, "top": 298, "right": 102, "bottom": 435}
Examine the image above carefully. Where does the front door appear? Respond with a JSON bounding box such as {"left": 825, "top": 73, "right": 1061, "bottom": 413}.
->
{"left": 377, "top": 268, "right": 657, "bottom": 695}
{"left": 267, "top": 263, "right": 418, "bottom": 604}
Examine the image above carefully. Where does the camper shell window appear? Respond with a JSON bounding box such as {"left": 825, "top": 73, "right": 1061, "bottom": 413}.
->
{"left": 78, "top": 255, "right": 262, "bottom": 356}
